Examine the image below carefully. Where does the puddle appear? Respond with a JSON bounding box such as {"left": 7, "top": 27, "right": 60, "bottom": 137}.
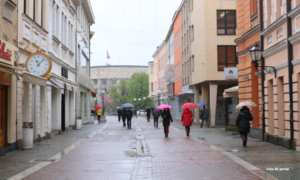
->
{"left": 124, "top": 151, "right": 137, "bottom": 157}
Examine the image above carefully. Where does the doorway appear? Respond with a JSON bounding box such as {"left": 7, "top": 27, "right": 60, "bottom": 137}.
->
{"left": 0, "top": 85, "right": 7, "bottom": 149}
{"left": 61, "top": 90, "right": 65, "bottom": 131}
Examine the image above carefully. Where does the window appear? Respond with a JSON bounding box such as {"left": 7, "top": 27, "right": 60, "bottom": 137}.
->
{"left": 102, "top": 79, "right": 107, "bottom": 84}
{"left": 33, "top": 0, "right": 36, "bottom": 21}
{"left": 61, "top": 13, "right": 64, "bottom": 42}
{"left": 191, "top": 55, "right": 194, "bottom": 71}
{"left": 41, "top": 0, "right": 44, "bottom": 28}
{"left": 52, "top": 3, "right": 55, "bottom": 36}
{"left": 151, "top": 66, "right": 153, "bottom": 75}
{"left": 267, "top": 35, "right": 272, "bottom": 46}
{"left": 112, "top": 80, "right": 117, "bottom": 85}
{"left": 277, "top": 28, "right": 283, "bottom": 40}
{"left": 93, "top": 80, "right": 98, "bottom": 85}
{"left": 191, "top": 25, "right": 194, "bottom": 40}
{"left": 217, "top": 10, "right": 236, "bottom": 35}
{"left": 190, "top": 0, "right": 193, "bottom": 11}
{"left": 151, "top": 83, "right": 153, "bottom": 92}
{"left": 217, "top": 46, "right": 237, "bottom": 71}
{"left": 56, "top": 7, "right": 59, "bottom": 38}
{"left": 24, "top": 0, "right": 27, "bottom": 14}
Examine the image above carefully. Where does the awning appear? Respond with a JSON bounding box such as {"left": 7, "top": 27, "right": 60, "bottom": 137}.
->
{"left": 178, "top": 89, "right": 194, "bottom": 96}
{"left": 0, "top": 63, "right": 23, "bottom": 76}
{"left": 223, "top": 86, "right": 239, "bottom": 98}
{"left": 49, "top": 78, "right": 64, "bottom": 94}
{"left": 23, "top": 72, "right": 47, "bottom": 86}
{"left": 91, "top": 91, "right": 96, "bottom": 97}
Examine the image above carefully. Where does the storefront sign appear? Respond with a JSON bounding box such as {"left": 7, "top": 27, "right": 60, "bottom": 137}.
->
{"left": 224, "top": 67, "right": 238, "bottom": 80}
{"left": 0, "top": 39, "right": 14, "bottom": 66}
{"left": 182, "top": 85, "right": 189, "bottom": 92}
{"left": 211, "top": 81, "right": 217, "bottom": 85}
{"left": 164, "top": 64, "right": 174, "bottom": 81}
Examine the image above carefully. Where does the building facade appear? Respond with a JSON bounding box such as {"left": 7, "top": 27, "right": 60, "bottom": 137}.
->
{"left": 0, "top": 0, "right": 18, "bottom": 154}
{"left": 90, "top": 65, "right": 148, "bottom": 102}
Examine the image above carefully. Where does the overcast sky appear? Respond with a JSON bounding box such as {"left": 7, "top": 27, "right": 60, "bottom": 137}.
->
{"left": 90, "top": 0, "right": 182, "bottom": 66}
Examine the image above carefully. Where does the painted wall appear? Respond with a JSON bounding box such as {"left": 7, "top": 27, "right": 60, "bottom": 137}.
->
{"left": 174, "top": 11, "right": 181, "bottom": 95}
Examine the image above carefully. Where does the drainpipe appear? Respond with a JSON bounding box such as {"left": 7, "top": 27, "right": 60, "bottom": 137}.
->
{"left": 259, "top": 0, "right": 265, "bottom": 141}
{"left": 286, "top": 0, "right": 294, "bottom": 149}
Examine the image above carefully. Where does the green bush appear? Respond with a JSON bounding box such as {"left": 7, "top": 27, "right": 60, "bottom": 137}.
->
{"left": 225, "top": 126, "right": 238, "bottom": 132}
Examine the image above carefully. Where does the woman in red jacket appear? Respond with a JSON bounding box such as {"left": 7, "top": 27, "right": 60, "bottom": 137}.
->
{"left": 181, "top": 108, "right": 194, "bottom": 137}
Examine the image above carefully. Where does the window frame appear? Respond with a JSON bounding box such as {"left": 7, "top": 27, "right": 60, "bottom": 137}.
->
{"left": 217, "top": 10, "right": 236, "bottom": 35}
{"left": 217, "top": 46, "right": 238, "bottom": 71}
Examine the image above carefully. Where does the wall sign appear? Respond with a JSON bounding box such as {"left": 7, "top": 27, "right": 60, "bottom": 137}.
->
{"left": 164, "top": 64, "right": 174, "bottom": 81}
{"left": 224, "top": 67, "right": 238, "bottom": 80}
{"left": 211, "top": 81, "right": 218, "bottom": 85}
{"left": 182, "top": 85, "right": 190, "bottom": 92}
{"left": 0, "top": 39, "right": 14, "bottom": 66}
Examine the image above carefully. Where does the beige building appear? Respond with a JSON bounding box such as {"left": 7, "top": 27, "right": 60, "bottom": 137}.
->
{"left": 90, "top": 65, "right": 148, "bottom": 101}
{"left": 0, "top": 0, "right": 18, "bottom": 155}
{"left": 190, "top": 0, "right": 238, "bottom": 126}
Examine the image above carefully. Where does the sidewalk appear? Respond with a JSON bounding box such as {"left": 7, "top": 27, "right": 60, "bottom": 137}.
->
{"left": 0, "top": 121, "right": 105, "bottom": 180}
{"left": 171, "top": 120, "right": 300, "bottom": 180}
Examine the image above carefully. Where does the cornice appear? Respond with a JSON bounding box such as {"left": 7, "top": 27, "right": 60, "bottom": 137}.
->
{"left": 250, "top": 12, "right": 258, "bottom": 21}
{"left": 236, "top": 43, "right": 258, "bottom": 57}
{"left": 292, "top": 58, "right": 300, "bottom": 66}
{"left": 261, "top": 15, "right": 287, "bottom": 37}
{"left": 288, "top": 31, "right": 300, "bottom": 45}
{"left": 52, "top": 73, "right": 78, "bottom": 86}
{"left": 61, "top": 44, "right": 68, "bottom": 51}
{"left": 52, "top": 35, "right": 60, "bottom": 44}
{"left": 288, "top": 4, "right": 300, "bottom": 18}
{"left": 49, "top": 53, "right": 76, "bottom": 73}
{"left": 234, "top": 24, "right": 260, "bottom": 44}
{"left": 262, "top": 39, "right": 287, "bottom": 58}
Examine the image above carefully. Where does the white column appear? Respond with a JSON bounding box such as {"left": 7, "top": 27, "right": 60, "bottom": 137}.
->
{"left": 209, "top": 82, "right": 218, "bottom": 128}
{"left": 58, "top": 89, "right": 62, "bottom": 130}
{"left": 81, "top": 93, "right": 85, "bottom": 122}
{"left": 47, "top": 86, "right": 52, "bottom": 133}
{"left": 24, "top": 82, "right": 30, "bottom": 122}
{"left": 86, "top": 90, "right": 91, "bottom": 123}
{"left": 40, "top": 86, "right": 45, "bottom": 137}
{"left": 65, "top": 90, "right": 69, "bottom": 128}
{"left": 34, "top": 85, "right": 38, "bottom": 138}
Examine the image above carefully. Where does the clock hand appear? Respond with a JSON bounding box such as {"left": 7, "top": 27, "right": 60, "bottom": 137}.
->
{"left": 37, "top": 59, "right": 45, "bottom": 67}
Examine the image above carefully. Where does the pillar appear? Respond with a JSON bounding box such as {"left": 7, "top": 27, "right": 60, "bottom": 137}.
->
{"left": 86, "top": 90, "right": 91, "bottom": 123}
{"left": 81, "top": 92, "right": 85, "bottom": 122}
{"left": 33, "top": 86, "right": 38, "bottom": 138}
{"left": 24, "top": 82, "right": 30, "bottom": 123}
{"left": 65, "top": 90, "right": 69, "bottom": 128}
{"left": 209, "top": 82, "right": 218, "bottom": 128}
{"left": 202, "top": 83, "right": 209, "bottom": 126}
{"left": 40, "top": 86, "right": 45, "bottom": 137}
{"left": 194, "top": 85, "right": 200, "bottom": 124}
{"left": 47, "top": 86, "right": 52, "bottom": 133}
{"left": 7, "top": 75, "right": 16, "bottom": 143}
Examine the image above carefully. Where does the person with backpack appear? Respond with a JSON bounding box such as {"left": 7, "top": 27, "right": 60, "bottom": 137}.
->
{"left": 122, "top": 108, "right": 127, "bottom": 127}
{"left": 96, "top": 108, "right": 102, "bottom": 124}
{"left": 152, "top": 108, "right": 160, "bottom": 128}
{"left": 127, "top": 108, "right": 133, "bottom": 129}
{"left": 200, "top": 106, "right": 209, "bottom": 128}
{"left": 236, "top": 106, "right": 253, "bottom": 147}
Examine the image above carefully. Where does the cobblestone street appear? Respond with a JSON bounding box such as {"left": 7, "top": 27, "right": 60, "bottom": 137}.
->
{"left": 0, "top": 116, "right": 281, "bottom": 180}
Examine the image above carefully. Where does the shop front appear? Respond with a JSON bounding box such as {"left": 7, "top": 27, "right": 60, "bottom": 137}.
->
{"left": 223, "top": 86, "right": 239, "bottom": 126}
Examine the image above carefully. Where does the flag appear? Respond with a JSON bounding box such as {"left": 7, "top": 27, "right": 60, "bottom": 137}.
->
{"left": 107, "top": 51, "right": 110, "bottom": 59}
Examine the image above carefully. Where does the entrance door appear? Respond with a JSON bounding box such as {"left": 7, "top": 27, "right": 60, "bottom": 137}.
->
{"left": 61, "top": 90, "right": 65, "bottom": 131}
{"left": 0, "top": 86, "right": 7, "bottom": 148}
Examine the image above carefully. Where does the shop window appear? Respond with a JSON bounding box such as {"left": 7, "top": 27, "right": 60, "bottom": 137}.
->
{"left": 217, "top": 10, "right": 236, "bottom": 35}
{"left": 217, "top": 46, "right": 237, "bottom": 71}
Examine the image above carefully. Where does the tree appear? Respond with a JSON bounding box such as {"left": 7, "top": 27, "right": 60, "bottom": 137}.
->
{"left": 127, "top": 72, "right": 153, "bottom": 110}
{"left": 99, "top": 93, "right": 114, "bottom": 114}
{"left": 109, "top": 79, "right": 128, "bottom": 107}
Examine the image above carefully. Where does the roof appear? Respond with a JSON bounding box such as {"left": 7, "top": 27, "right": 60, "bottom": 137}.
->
{"left": 91, "top": 65, "right": 149, "bottom": 68}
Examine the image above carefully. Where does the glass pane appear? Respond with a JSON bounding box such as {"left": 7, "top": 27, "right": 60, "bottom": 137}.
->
{"left": 218, "top": 47, "right": 226, "bottom": 64}
{"left": 226, "top": 29, "right": 235, "bottom": 35}
{"left": 217, "top": 11, "right": 225, "bottom": 34}
{"left": 227, "top": 64, "right": 236, "bottom": 67}
{"left": 227, "top": 47, "right": 236, "bottom": 64}
{"left": 217, "top": 29, "right": 225, "bottom": 34}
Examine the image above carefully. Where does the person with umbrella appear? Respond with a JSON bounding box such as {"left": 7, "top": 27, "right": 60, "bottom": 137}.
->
{"left": 133, "top": 108, "right": 137, "bottom": 118}
{"left": 127, "top": 108, "right": 133, "bottom": 129}
{"left": 117, "top": 108, "right": 122, "bottom": 122}
{"left": 96, "top": 108, "right": 102, "bottom": 124}
{"left": 236, "top": 102, "right": 255, "bottom": 147}
{"left": 146, "top": 108, "right": 151, "bottom": 122}
{"left": 181, "top": 108, "right": 194, "bottom": 137}
{"left": 152, "top": 108, "right": 160, "bottom": 128}
{"left": 122, "top": 108, "right": 127, "bottom": 127}
{"left": 200, "top": 106, "right": 209, "bottom": 128}
{"left": 162, "top": 108, "right": 173, "bottom": 137}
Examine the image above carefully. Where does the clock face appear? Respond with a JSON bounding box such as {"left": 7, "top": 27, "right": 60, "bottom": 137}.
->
{"left": 27, "top": 54, "right": 51, "bottom": 76}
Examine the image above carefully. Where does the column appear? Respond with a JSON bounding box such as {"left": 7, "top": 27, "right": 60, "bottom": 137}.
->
{"left": 194, "top": 85, "right": 200, "bottom": 125}
{"left": 81, "top": 93, "right": 85, "bottom": 122}
{"left": 47, "top": 86, "right": 52, "bottom": 133}
{"left": 209, "top": 82, "right": 218, "bottom": 128}
{"left": 202, "top": 83, "right": 209, "bottom": 126}
{"left": 40, "top": 86, "right": 45, "bottom": 137}
{"left": 86, "top": 90, "right": 91, "bottom": 123}
{"left": 33, "top": 85, "right": 38, "bottom": 138}
{"left": 24, "top": 82, "right": 30, "bottom": 122}
{"left": 65, "top": 90, "right": 69, "bottom": 128}
{"left": 7, "top": 75, "right": 16, "bottom": 143}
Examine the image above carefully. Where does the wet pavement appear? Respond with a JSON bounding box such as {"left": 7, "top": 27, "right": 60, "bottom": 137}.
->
{"left": 2, "top": 116, "right": 274, "bottom": 180}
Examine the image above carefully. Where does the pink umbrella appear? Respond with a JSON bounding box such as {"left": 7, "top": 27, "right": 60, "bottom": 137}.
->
{"left": 181, "top": 103, "right": 198, "bottom": 109}
{"left": 156, "top": 104, "right": 173, "bottom": 110}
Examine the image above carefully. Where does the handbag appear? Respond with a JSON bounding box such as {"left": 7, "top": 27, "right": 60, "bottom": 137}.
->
{"left": 190, "top": 117, "right": 194, "bottom": 122}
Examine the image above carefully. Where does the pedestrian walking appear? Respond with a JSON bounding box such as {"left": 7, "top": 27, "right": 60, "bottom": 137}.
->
{"left": 200, "top": 106, "right": 209, "bottom": 128}
{"left": 146, "top": 108, "right": 151, "bottom": 122}
{"left": 236, "top": 106, "right": 253, "bottom": 147}
{"left": 96, "top": 108, "right": 102, "bottom": 124}
{"left": 152, "top": 108, "right": 160, "bottom": 128}
{"left": 122, "top": 108, "right": 127, "bottom": 127}
{"left": 127, "top": 108, "right": 133, "bottom": 129}
{"left": 133, "top": 109, "right": 137, "bottom": 118}
{"left": 181, "top": 108, "right": 193, "bottom": 137}
{"left": 162, "top": 108, "right": 173, "bottom": 138}
{"left": 117, "top": 109, "right": 122, "bottom": 122}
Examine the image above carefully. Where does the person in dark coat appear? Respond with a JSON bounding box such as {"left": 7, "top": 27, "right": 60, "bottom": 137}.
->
{"left": 146, "top": 108, "right": 151, "bottom": 122}
{"left": 152, "top": 108, "right": 160, "bottom": 128}
{"left": 133, "top": 109, "right": 137, "bottom": 118}
{"left": 236, "top": 106, "right": 253, "bottom": 147}
{"left": 127, "top": 108, "right": 133, "bottom": 129}
{"left": 200, "top": 106, "right": 209, "bottom": 128}
{"left": 117, "top": 109, "right": 122, "bottom": 122}
{"left": 162, "top": 108, "right": 173, "bottom": 137}
{"left": 122, "top": 108, "right": 127, "bottom": 127}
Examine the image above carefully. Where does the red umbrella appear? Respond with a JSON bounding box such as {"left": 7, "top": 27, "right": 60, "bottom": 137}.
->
{"left": 93, "top": 105, "right": 102, "bottom": 109}
{"left": 181, "top": 103, "right": 198, "bottom": 109}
